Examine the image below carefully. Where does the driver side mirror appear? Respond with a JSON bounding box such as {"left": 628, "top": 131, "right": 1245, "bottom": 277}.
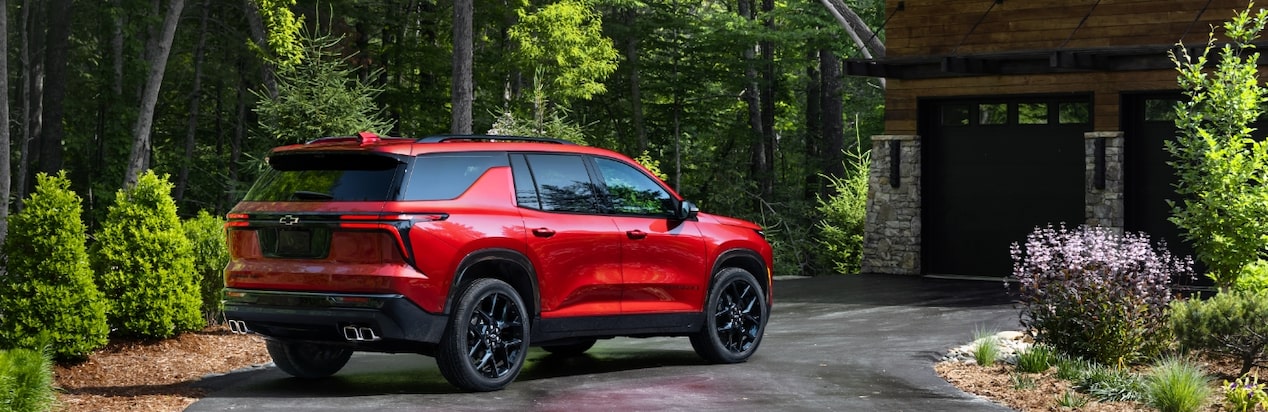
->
{"left": 676, "top": 200, "right": 699, "bottom": 221}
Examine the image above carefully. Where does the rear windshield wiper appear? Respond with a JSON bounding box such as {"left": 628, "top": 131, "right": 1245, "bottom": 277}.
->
{"left": 292, "top": 191, "right": 334, "bottom": 200}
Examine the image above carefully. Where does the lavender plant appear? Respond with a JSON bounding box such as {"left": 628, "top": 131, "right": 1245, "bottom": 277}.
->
{"left": 1010, "top": 225, "right": 1194, "bottom": 365}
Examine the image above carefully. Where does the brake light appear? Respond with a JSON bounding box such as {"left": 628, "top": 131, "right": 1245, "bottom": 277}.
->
{"left": 357, "top": 131, "right": 380, "bottom": 145}
{"left": 225, "top": 213, "right": 249, "bottom": 228}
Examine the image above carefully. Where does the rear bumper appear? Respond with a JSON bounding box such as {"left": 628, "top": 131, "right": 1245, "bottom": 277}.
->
{"left": 223, "top": 289, "right": 447, "bottom": 353}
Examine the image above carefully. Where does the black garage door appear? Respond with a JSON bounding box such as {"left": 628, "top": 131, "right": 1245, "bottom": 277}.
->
{"left": 921, "top": 96, "right": 1091, "bottom": 277}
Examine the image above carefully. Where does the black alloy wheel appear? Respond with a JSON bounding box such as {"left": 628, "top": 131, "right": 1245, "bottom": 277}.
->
{"left": 690, "top": 267, "right": 767, "bottom": 363}
{"left": 437, "top": 278, "right": 529, "bottom": 391}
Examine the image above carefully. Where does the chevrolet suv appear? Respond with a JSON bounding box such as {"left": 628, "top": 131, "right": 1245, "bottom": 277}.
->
{"left": 223, "top": 133, "right": 772, "bottom": 391}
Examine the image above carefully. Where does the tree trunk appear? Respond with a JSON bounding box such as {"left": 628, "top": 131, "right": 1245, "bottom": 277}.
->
{"left": 0, "top": 0, "right": 11, "bottom": 245}
{"left": 36, "top": 0, "right": 72, "bottom": 176}
{"left": 739, "top": 0, "right": 765, "bottom": 206}
{"left": 804, "top": 48, "right": 822, "bottom": 201}
{"left": 229, "top": 69, "right": 247, "bottom": 208}
{"left": 451, "top": 0, "right": 473, "bottom": 134}
{"left": 175, "top": 0, "right": 211, "bottom": 203}
{"left": 624, "top": 10, "right": 646, "bottom": 153}
{"left": 243, "top": 0, "right": 278, "bottom": 99}
{"left": 14, "top": 0, "right": 41, "bottom": 210}
{"left": 758, "top": 0, "right": 776, "bottom": 200}
{"left": 124, "top": 0, "right": 185, "bottom": 189}
{"left": 821, "top": 49, "right": 844, "bottom": 184}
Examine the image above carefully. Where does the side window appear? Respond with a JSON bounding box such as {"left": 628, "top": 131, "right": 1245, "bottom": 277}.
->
{"left": 401, "top": 153, "right": 508, "bottom": 201}
{"left": 523, "top": 154, "right": 601, "bottom": 213}
{"left": 593, "top": 157, "right": 674, "bottom": 217}
{"left": 510, "top": 155, "right": 540, "bottom": 209}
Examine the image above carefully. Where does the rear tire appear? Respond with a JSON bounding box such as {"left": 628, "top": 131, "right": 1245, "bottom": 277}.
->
{"left": 690, "top": 267, "right": 767, "bottom": 363}
{"left": 437, "top": 278, "right": 530, "bottom": 392}
{"left": 542, "top": 339, "right": 597, "bottom": 357}
{"left": 266, "top": 340, "right": 353, "bottom": 379}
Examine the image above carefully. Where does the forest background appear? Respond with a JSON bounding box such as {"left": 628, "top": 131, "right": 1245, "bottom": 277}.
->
{"left": 0, "top": 0, "right": 885, "bottom": 277}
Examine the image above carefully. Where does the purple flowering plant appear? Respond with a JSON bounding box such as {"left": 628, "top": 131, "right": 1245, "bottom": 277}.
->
{"left": 1223, "top": 373, "right": 1268, "bottom": 412}
{"left": 1010, "top": 224, "right": 1195, "bottom": 365}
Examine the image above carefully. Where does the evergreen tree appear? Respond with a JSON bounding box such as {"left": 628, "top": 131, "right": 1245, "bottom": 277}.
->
{"left": 0, "top": 172, "right": 108, "bottom": 361}
{"left": 93, "top": 171, "right": 203, "bottom": 338}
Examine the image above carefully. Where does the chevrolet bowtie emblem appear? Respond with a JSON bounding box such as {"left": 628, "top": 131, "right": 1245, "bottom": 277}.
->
{"left": 279, "top": 215, "right": 300, "bottom": 225}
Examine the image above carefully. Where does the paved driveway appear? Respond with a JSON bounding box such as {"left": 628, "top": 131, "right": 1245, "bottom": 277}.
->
{"left": 188, "top": 275, "right": 1019, "bottom": 411}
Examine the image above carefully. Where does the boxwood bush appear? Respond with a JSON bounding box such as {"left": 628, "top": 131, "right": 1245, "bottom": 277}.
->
{"left": 93, "top": 171, "right": 203, "bottom": 338}
{"left": 1010, "top": 225, "right": 1192, "bottom": 365}
{"left": 0, "top": 172, "right": 109, "bottom": 360}
{"left": 184, "top": 211, "right": 229, "bottom": 323}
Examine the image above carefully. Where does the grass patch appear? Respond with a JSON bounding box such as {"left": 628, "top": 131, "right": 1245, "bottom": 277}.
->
{"left": 1016, "top": 344, "right": 1056, "bottom": 373}
{"left": 1145, "top": 357, "right": 1212, "bottom": 412}
{"left": 1010, "top": 373, "right": 1037, "bottom": 390}
{"left": 0, "top": 348, "right": 57, "bottom": 412}
{"left": 972, "top": 327, "right": 1001, "bottom": 366}
{"left": 1056, "top": 389, "right": 1089, "bottom": 408}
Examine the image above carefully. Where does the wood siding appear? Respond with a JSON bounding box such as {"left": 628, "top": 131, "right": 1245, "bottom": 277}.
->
{"left": 881, "top": 0, "right": 1257, "bottom": 134}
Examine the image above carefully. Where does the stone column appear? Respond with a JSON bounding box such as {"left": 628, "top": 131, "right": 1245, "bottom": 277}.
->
{"left": 1084, "top": 131, "right": 1124, "bottom": 231}
{"left": 862, "top": 134, "right": 921, "bottom": 275}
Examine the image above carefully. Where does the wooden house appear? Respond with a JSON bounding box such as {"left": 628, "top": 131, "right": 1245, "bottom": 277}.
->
{"left": 849, "top": 0, "right": 1254, "bottom": 278}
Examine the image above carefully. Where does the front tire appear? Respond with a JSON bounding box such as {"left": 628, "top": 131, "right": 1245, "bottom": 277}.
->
{"left": 690, "top": 267, "right": 767, "bottom": 363}
{"left": 266, "top": 340, "right": 353, "bottom": 379}
{"left": 437, "top": 278, "right": 530, "bottom": 392}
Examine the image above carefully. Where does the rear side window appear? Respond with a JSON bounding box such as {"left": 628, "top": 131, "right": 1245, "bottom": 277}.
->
{"left": 522, "top": 154, "right": 601, "bottom": 213}
{"left": 244, "top": 153, "right": 406, "bottom": 202}
{"left": 402, "top": 153, "right": 508, "bottom": 201}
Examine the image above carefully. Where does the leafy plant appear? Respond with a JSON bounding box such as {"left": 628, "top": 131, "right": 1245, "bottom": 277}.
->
{"left": 1170, "top": 290, "right": 1268, "bottom": 375}
{"left": 814, "top": 144, "right": 869, "bottom": 275}
{"left": 1167, "top": 4, "right": 1268, "bottom": 288}
{"left": 1056, "top": 390, "right": 1089, "bottom": 409}
{"left": 971, "top": 328, "right": 1001, "bottom": 366}
{"left": 1223, "top": 373, "right": 1268, "bottom": 412}
{"left": 93, "top": 171, "right": 204, "bottom": 338}
{"left": 1010, "top": 373, "right": 1037, "bottom": 390}
{"left": 1016, "top": 344, "right": 1057, "bottom": 373}
{"left": 1235, "top": 259, "right": 1268, "bottom": 292}
{"left": 1072, "top": 363, "right": 1146, "bottom": 402}
{"left": 184, "top": 211, "right": 230, "bottom": 323}
{"left": 0, "top": 348, "right": 57, "bottom": 412}
{"left": 1144, "top": 357, "right": 1212, "bottom": 412}
{"left": 1010, "top": 224, "right": 1192, "bottom": 364}
{"left": 1055, "top": 355, "right": 1092, "bottom": 381}
{"left": 0, "top": 172, "right": 109, "bottom": 361}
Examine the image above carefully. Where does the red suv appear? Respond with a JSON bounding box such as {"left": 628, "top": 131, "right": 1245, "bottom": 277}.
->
{"left": 223, "top": 133, "right": 772, "bottom": 391}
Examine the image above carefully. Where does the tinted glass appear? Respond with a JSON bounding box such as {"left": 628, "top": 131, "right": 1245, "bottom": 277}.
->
{"left": 979, "top": 103, "right": 1007, "bottom": 125}
{"left": 510, "top": 155, "right": 541, "bottom": 209}
{"left": 524, "top": 154, "right": 600, "bottom": 213}
{"left": 1060, "top": 102, "right": 1091, "bottom": 124}
{"left": 402, "top": 153, "right": 508, "bottom": 201}
{"left": 594, "top": 157, "right": 674, "bottom": 216}
{"left": 1019, "top": 103, "right": 1048, "bottom": 125}
{"left": 244, "top": 153, "right": 405, "bottom": 201}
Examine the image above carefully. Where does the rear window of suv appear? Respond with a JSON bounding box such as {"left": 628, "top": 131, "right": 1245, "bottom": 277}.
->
{"left": 244, "top": 153, "right": 406, "bottom": 202}
{"left": 402, "top": 153, "right": 508, "bottom": 201}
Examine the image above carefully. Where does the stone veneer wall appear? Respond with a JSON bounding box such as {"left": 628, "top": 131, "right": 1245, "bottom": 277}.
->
{"left": 861, "top": 135, "right": 921, "bottom": 275}
{"left": 1084, "top": 131, "right": 1124, "bottom": 231}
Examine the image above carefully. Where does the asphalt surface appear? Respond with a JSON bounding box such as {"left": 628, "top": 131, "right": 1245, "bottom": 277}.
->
{"left": 188, "top": 275, "right": 1020, "bottom": 411}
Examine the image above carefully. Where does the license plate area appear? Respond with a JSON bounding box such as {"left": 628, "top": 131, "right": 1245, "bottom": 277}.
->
{"left": 260, "top": 227, "right": 331, "bottom": 259}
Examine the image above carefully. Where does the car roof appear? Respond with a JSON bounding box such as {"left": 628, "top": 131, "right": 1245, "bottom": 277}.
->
{"left": 270, "top": 133, "right": 636, "bottom": 161}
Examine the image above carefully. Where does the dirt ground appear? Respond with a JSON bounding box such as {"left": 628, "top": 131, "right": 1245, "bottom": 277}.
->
{"left": 52, "top": 325, "right": 270, "bottom": 412}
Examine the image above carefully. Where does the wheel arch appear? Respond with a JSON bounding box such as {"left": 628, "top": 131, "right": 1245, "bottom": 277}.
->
{"left": 709, "top": 248, "right": 772, "bottom": 304}
{"left": 446, "top": 248, "right": 540, "bottom": 318}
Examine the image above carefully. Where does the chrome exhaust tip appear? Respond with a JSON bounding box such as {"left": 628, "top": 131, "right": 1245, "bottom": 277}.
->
{"left": 227, "top": 319, "right": 251, "bottom": 334}
{"left": 342, "top": 325, "right": 382, "bottom": 342}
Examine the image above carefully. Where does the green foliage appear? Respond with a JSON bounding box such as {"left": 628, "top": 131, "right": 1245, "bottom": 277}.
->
{"left": 1223, "top": 373, "right": 1268, "bottom": 412}
{"left": 1055, "top": 390, "right": 1089, "bottom": 409}
{"left": 1055, "top": 355, "right": 1093, "bottom": 381}
{"left": 1015, "top": 344, "right": 1056, "bottom": 374}
{"left": 1071, "top": 363, "right": 1147, "bottom": 402}
{"left": 1010, "top": 373, "right": 1037, "bottom": 390}
{"left": 254, "top": 30, "right": 394, "bottom": 145}
{"left": 184, "top": 211, "right": 229, "bottom": 323}
{"left": 971, "top": 328, "right": 1000, "bottom": 366}
{"left": 487, "top": 108, "right": 587, "bottom": 144}
{"left": 1011, "top": 225, "right": 1189, "bottom": 365}
{"left": 1235, "top": 259, "right": 1268, "bottom": 292}
{"left": 250, "top": 0, "right": 304, "bottom": 67}
{"left": 0, "top": 172, "right": 109, "bottom": 361}
{"left": 634, "top": 152, "right": 668, "bottom": 182}
{"left": 509, "top": 0, "right": 619, "bottom": 103}
{"left": 814, "top": 148, "right": 869, "bottom": 275}
{"left": 1170, "top": 290, "right": 1268, "bottom": 375}
{"left": 1167, "top": 5, "right": 1268, "bottom": 288}
{"left": 1144, "top": 357, "right": 1213, "bottom": 412}
{"left": 0, "top": 348, "right": 57, "bottom": 412}
{"left": 93, "top": 171, "right": 203, "bottom": 338}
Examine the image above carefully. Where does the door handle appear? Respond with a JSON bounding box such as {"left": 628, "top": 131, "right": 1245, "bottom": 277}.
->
{"left": 626, "top": 230, "right": 647, "bottom": 240}
{"left": 532, "top": 228, "right": 556, "bottom": 238}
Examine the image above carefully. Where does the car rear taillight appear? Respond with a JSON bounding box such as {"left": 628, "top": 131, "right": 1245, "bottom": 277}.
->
{"left": 225, "top": 213, "right": 249, "bottom": 228}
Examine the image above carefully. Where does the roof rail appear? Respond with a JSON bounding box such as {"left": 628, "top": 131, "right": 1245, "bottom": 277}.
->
{"left": 417, "top": 134, "right": 576, "bottom": 145}
{"left": 306, "top": 131, "right": 382, "bottom": 145}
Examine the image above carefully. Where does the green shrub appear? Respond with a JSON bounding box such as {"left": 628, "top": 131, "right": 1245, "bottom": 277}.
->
{"left": 1234, "top": 259, "right": 1268, "bottom": 292}
{"left": 1170, "top": 290, "right": 1268, "bottom": 375}
{"left": 1055, "top": 355, "right": 1092, "bottom": 381}
{"left": 1016, "top": 344, "right": 1056, "bottom": 374}
{"left": 1144, "top": 357, "right": 1212, "bottom": 412}
{"left": 0, "top": 172, "right": 109, "bottom": 360}
{"left": 814, "top": 148, "right": 869, "bottom": 275}
{"left": 1011, "top": 225, "right": 1190, "bottom": 365}
{"left": 184, "top": 211, "right": 229, "bottom": 323}
{"left": 1072, "top": 363, "right": 1146, "bottom": 402}
{"left": 1223, "top": 373, "right": 1268, "bottom": 412}
{"left": 93, "top": 171, "right": 203, "bottom": 338}
{"left": 0, "top": 348, "right": 57, "bottom": 412}
{"left": 971, "top": 328, "right": 1000, "bottom": 366}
